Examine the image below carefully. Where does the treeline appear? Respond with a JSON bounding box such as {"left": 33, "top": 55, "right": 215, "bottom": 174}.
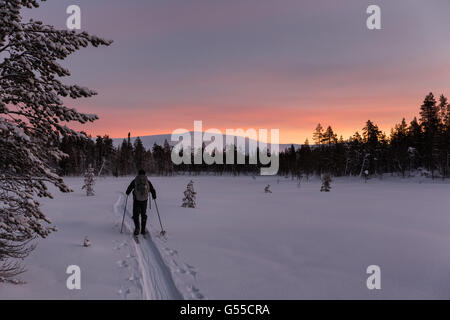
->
{"left": 278, "top": 92, "right": 450, "bottom": 179}
{"left": 58, "top": 133, "right": 174, "bottom": 176}
{"left": 57, "top": 132, "right": 264, "bottom": 176}
{"left": 57, "top": 92, "right": 450, "bottom": 179}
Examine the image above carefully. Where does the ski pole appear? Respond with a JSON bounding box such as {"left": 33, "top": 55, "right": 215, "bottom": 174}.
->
{"left": 120, "top": 194, "right": 128, "bottom": 234}
{"left": 153, "top": 199, "right": 167, "bottom": 236}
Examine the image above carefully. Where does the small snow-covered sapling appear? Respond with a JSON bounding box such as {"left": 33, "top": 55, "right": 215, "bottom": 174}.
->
{"left": 83, "top": 236, "right": 91, "bottom": 247}
{"left": 82, "top": 165, "right": 95, "bottom": 196}
{"left": 363, "top": 170, "right": 369, "bottom": 183}
{"left": 182, "top": 180, "right": 197, "bottom": 208}
{"left": 320, "top": 174, "right": 332, "bottom": 192}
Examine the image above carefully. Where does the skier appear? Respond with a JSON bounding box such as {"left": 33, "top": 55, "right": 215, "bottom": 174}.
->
{"left": 126, "top": 169, "right": 157, "bottom": 237}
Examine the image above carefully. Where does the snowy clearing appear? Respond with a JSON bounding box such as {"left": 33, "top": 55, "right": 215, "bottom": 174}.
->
{"left": 1, "top": 175, "right": 450, "bottom": 299}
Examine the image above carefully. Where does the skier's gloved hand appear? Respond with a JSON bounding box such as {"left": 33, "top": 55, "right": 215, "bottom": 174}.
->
{"left": 152, "top": 195, "right": 157, "bottom": 200}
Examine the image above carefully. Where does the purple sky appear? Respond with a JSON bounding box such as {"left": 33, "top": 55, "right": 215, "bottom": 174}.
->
{"left": 24, "top": 0, "right": 450, "bottom": 143}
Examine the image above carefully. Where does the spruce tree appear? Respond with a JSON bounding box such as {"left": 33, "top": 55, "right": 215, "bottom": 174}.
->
{"left": 82, "top": 165, "right": 95, "bottom": 196}
{"left": 182, "top": 180, "right": 197, "bottom": 208}
{"left": 163, "top": 139, "right": 174, "bottom": 175}
{"left": 152, "top": 143, "right": 165, "bottom": 175}
{"left": 119, "top": 134, "right": 134, "bottom": 176}
{"left": 391, "top": 118, "right": 409, "bottom": 176}
{"left": 438, "top": 95, "right": 448, "bottom": 125}
{"left": 133, "top": 137, "right": 146, "bottom": 172}
{"left": 362, "top": 120, "right": 381, "bottom": 174}
{"left": 419, "top": 93, "right": 440, "bottom": 174}
{"left": 299, "top": 139, "right": 313, "bottom": 181}
{"left": 420, "top": 93, "right": 440, "bottom": 134}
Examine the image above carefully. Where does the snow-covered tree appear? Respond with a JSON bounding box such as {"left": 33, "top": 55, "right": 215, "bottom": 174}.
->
{"left": 83, "top": 236, "right": 91, "bottom": 248}
{"left": 363, "top": 170, "right": 369, "bottom": 183}
{"left": 296, "top": 170, "right": 303, "bottom": 188}
{"left": 320, "top": 174, "right": 332, "bottom": 192}
{"left": 82, "top": 165, "right": 95, "bottom": 196}
{"left": 0, "top": 0, "right": 112, "bottom": 279}
{"left": 182, "top": 180, "right": 196, "bottom": 208}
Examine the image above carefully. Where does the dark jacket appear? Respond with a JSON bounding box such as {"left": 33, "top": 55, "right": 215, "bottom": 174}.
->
{"left": 126, "top": 176, "right": 156, "bottom": 201}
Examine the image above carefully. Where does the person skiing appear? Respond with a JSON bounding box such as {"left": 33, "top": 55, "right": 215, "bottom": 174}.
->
{"left": 126, "top": 169, "right": 157, "bottom": 236}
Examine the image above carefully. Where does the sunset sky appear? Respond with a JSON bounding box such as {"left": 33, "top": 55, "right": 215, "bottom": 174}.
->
{"left": 25, "top": 0, "right": 450, "bottom": 143}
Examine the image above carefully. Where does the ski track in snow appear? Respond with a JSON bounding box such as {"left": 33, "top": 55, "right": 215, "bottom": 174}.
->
{"left": 113, "top": 194, "right": 203, "bottom": 300}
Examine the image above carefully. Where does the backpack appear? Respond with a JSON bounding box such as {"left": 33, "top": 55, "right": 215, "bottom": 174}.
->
{"left": 134, "top": 175, "right": 150, "bottom": 201}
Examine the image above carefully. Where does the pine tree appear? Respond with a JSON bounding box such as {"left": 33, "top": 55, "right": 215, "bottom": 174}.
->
{"left": 126, "top": 133, "right": 134, "bottom": 174}
{"left": 163, "top": 139, "right": 174, "bottom": 175}
{"left": 419, "top": 93, "right": 440, "bottom": 174}
{"left": 438, "top": 94, "right": 448, "bottom": 125}
{"left": 390, "top": 118, "right": 410, "bottom": 176}
{"left": 420, "top": 93, "right": 440, "bottom": 134}
{"left": 362, "top": 120, "right": 381, "bottom": 174}
{"left": 363, "top": 120, "right": 381, "bottom": 147}
{"left": 322, "top": 126, "right": 337, "bottom": 145}
{"left": 96, "top": 135, "right": 115, "bottom": 176}
{"left": 320, "top": 174, "right": 332, "bottom": 192}
{"left": 152, "top": 143, "right": 165, "bottom": 175}
{"left": 441, "top": 97, "right": 450, "bottom": 178}
{"left": 435, "top": 95, "right": 449, "bottom": 178}
{"left": 118, "top": 134, "right": 134, "bottom": 176}
{"left": 82, "top": 165, "right": 95, "bottom": 196}
{"left": 0, "top": 0, "right": 111, "bottom": 279}
{"left": 286, "top": 144, "right": 296, "bottom": 179}
{"left": 133, "top": 137, "right": 146, "bottom": 172}
{"left": 319, "top": 126, "right": 338, "bottom": 173}
{"left": 299, "top": 139, "right": 313, "bottom": 180}
{"left": 313, "top": 124, "right": 324, "bottom": 145}
{"left": 182, "top": 180, "right": 197, "bottom": 208}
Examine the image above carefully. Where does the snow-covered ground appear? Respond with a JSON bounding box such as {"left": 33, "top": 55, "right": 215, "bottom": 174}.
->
{"left": 1, "top": 175, "right": 450, "bottom": 299}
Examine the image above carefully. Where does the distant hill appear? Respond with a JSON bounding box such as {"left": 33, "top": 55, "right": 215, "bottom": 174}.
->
{"left": 112, "top": 132, "right": 302, "bottom": 152}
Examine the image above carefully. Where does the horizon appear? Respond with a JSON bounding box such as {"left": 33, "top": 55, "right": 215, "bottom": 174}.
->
{"left": 98, "top": 98, "right": 429, "bottom": 145}
{"left": 109, "top": 130, "right": 300, "bottom": 147}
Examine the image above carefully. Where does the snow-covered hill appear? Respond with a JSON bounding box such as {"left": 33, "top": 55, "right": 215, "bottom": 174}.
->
{"left": 112, "top": 132, "right": 302, "bottom": 151}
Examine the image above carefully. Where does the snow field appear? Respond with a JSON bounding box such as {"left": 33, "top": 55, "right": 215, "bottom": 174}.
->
{"left": 1, "top": 175, "right": 450, "bottom": 299}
